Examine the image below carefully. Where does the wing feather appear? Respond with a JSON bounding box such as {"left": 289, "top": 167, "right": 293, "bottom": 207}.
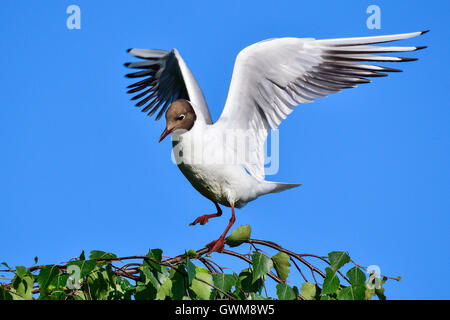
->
{"left": 125, "top": 49, "right": 212, "bottom": 123}
{"left": 216, "top": 31, "right": 428, "bottom": 180}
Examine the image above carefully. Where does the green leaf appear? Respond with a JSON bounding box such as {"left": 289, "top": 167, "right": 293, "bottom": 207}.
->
{"left": 140, "top": 267, "right": 159, "bottom": 292}
{"left": 375, "top": 287, "right": 386, "bottom": 300}
{"left": 252, "top": 252, "right": 273, "bottom": 283}
{"left": 49, "top": 273, "right": 69, "bottom": 291}
{"left": 271, "top": 252, "right": 290, "bottom": 281}
{"left": 225, "top": 225, "right": 251, "bottom": 247}
{"left": 322, "top": 267, "right": 340, "bottom": 294}
{"left": 170, "top": 265, "right": 188, "bottom": 300}
{"left": 365, "top": 287, "right": 376, "bottom": 300}
{"left": 117, "top": 277, "right": 134, "bottom": 300}
{"left": 346, "top": 267, "right": 366, "bottom": 286}
{"left": 337, "top": 285, "right": 366, "bottom": 300}
{"left": 196, "top": 267, "right": 209, "bottom": 274}
{"left": 276, "top": 283, "right": 296, "bottom": 300}
{"left": 191, "top": 271, "right": 212, "bottom": 300}
{"left": 91, "top": 266, "right": 130, "bottom": 301}
{"left": 239, "top": 269, "right": 263, "bottom": 294}
{"left": 100, "top": 265, "right": 118, "bottom": 293}
{"left": 140, "top": 251, "right": 169, "bottom": 294}
{"left": 249, "top": 292, "right": 271, "bottom": 300}
{"left": 0, "top": 286, "right": 13, "bottom": 300}
{"left": 15, "top": 266, "right": 27, "bottom": 278}
{"left": 185, "top": 257, "right": 196, "bottom": 286}
{"left": 67, "top": 260, "right": 97, "bottom": 278}
{"left": 135, "top": 282, "right": 157, "bottom": 300}
{"left": 11, "top": 274, "right": 34, "bottom": 299}
{"left": 89, "top": 250, "right": 117, "bottom": 261}
{"left": 33, "top": 257, "right": 38, "bottom": 265}
{"left": 328, "top": 251, "right": 350, "bottom": 271}
{"left": 146, "top": 249, "right": 163, "bottom": 272}
{"left": 87, "top": 270, "right": 110, "bottom": 299}
{"left": 11, "top": 293, "right": 25, "bottom": 300}
{"left": 301, "top": 282, "right": 317, "bottom": 300}
{"left": 136, "top": 261, "right": 160, "bottom": 300}
{"left": 212, "top": 273, "right": 236, "bottom": 296}
{"left": 1, "top": 262, "right": 12, "bottom": 271}
{"left": 293, "top": 285, "right": 300, "bottom": 298}
{"left": 155, "top": 278, "right": 172, "bottom": 300}
{"left": 79, "top": 250, "right": 85, "bottom": 261}
{"left": 37, "top": 266, "right": 60, "bottom": 295}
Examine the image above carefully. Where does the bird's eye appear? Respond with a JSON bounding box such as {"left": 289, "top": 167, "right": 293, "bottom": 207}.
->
{"left": 177, "top": 114, "right": 185, "bottom": 121}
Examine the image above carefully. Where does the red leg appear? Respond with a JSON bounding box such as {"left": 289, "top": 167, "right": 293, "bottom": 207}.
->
{"left": 206, "top": 203, "right": 236, "bottom": 253}
{"left": 189, "top": 202, "right": 222, "bottom": 226}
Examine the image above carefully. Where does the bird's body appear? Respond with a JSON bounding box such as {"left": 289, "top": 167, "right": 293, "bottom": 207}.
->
{"left": 173, "top": 122, "right": 299, "bottom": 208}
{"left": 125, "top": 30, "right": 427, "bottom": 252}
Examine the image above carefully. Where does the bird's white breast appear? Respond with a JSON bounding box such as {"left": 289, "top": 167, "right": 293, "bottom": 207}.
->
{"left": 171, "top": 125, "right": 261, "bottom": 208}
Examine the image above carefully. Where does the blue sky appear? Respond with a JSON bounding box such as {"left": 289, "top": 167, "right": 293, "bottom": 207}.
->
{"left": 0, "top": 1, "right": 448, "bottom": 299}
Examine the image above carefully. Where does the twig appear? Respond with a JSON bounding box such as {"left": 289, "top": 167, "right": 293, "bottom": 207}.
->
{"left": 1, "top": 237, "right": 387, "bottom": 300}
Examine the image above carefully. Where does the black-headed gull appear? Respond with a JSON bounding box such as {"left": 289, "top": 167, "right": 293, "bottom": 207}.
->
{"left": 125, "top": 31, "right": 427, "bottom": 252}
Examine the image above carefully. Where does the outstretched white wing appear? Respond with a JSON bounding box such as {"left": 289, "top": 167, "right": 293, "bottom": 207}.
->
{"left": 125, "top": 48, "right": 212, "bottom": 124}
{"left": 216, "top": 31, "right": 428, "bottom": 180}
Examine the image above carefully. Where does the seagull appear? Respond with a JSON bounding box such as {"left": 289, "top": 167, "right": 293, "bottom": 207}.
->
{"left": 125, "top": 31, "right": 427, "bottom": 253}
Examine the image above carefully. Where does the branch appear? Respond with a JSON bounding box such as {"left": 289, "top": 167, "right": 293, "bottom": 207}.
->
{"left": 1, "top": 235, "right": 396, "bottom": 300}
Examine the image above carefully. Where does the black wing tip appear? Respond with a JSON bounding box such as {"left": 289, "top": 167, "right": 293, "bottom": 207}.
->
{"left": 420, "top": 30, "right": 430, "bottom": 35}
{"left": 371, "top": 72, "right": 388, "bottom": 77}
{"left": 415, "top": 46, "right": 428, "bottom": 51}
{"left": 358, "top": 78, "right": 371, "bottom": 84}
{"left": 400, "top": 57, "right": 419, "bottom": 62}
{"left": 384, "top": 66, "right": 403, "bottom": 72}
{"left": 127, "top": 48, "right": 133, "bottom": 53}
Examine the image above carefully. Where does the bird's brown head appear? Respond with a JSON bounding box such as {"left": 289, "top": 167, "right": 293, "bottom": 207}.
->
{"left": 159, "top": 99, "right": 197, "bottom": 142}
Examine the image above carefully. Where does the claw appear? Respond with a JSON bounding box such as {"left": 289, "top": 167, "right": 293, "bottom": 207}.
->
{"left": 189, "top": 215, "right": 210, "bottom": 226}
{"left": 189, "top": 203, "right": 222, "bottom": 226}
{"left": 205, "top": 203, "right": 235, "bottom": 253}
{"left": 206, "top": 238, "right": 225, "bottom": 253}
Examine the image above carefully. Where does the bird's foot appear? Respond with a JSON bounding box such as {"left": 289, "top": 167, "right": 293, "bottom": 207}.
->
{"left": 206, "top": 238, "right": 225, "bottom": 253}
{"left": 189, "top": 214, "right": 214, "bottom": 226}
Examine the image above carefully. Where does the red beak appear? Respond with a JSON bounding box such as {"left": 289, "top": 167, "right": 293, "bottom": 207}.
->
{"left": 158, "top": 128, "right": 173, "bottom": 142}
